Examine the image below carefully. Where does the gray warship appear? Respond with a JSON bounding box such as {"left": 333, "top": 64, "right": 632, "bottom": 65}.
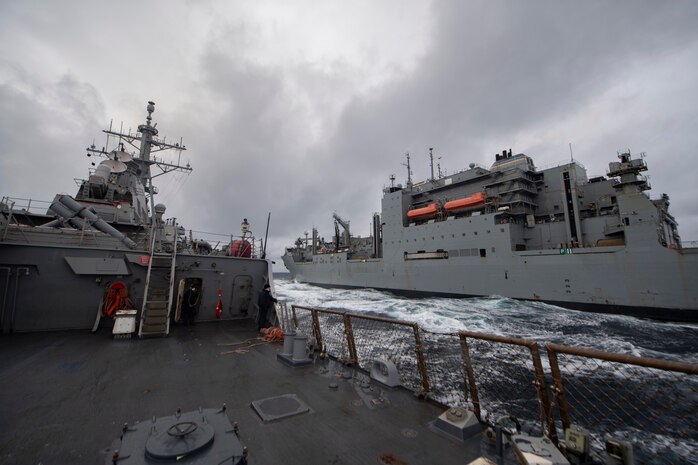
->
{"left": 0, "top": 104, "right": 695, "bottom": 464}
{"left": 283, "top": 148, "right": 698, "bottom": 321}
{"left": 0, "top": 101, "right": 273, "bottom": 335}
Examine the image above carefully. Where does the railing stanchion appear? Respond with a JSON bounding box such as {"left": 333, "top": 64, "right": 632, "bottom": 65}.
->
{"left": 311, "top": 309, "right": 323, "bottom": 350}
{"left": 343, "top": 313, "right": 359, "bottom": 367}
{"left": 459, "top": 334, "right": 481, "bottom": 420}
{"left": 412, "top": 324, "right": 430, "bottom": 396}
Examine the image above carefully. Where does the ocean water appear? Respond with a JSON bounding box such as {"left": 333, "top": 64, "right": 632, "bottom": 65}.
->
{"left": 274, "top": 273, "right": 698, "bottom": 364}
{"left": 273, "top": 274, "right": 698, "bottom": 463}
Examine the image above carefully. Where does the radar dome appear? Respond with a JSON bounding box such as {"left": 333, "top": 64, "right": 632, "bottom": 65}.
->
{"left": 101, "top": 159, "right": 127, "bottom": 173}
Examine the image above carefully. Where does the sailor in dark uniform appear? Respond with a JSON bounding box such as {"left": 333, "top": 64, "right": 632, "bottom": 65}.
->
{"left": 256, "top": 284, "right": 278, "bottom": 330}
{"left": 182, "top": 284, "right": 200, "bottom": 325}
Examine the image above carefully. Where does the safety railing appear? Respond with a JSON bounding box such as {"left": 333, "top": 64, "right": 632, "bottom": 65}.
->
{"left": 181, "top": 228, "right": 263, "bottom": 258}
{"left": 290, "top": 304, "right": 697, "bottom": 465}
{"left": 547, "top": 343, "right": 698, "bottom": 464}
{"left": 291, "top": 305, "right": 429, "bottom": 393}
{"left": 460, "top": 331, "right": 556, "bottom": 441}
{"left": 0, "top": 196, "right": 53, "bottom": 215}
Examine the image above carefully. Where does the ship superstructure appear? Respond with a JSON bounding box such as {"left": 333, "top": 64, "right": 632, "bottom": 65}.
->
{"left": 0, "top": 102, "right": 274, "bottom": 334}
{"left": 284, "top": 149, "right": 698, "bottom": 321}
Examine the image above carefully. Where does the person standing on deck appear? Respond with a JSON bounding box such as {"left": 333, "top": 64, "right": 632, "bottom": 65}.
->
{"left": 257, "top": 284, "right": 277, "bottom": 330}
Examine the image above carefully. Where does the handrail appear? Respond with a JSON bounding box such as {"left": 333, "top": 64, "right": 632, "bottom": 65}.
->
{"left": 164, "top": 218, "right": 178, "bottom": 335}
{"left": 289, "top": 304, "right": 697, "bottom": 463}
{"left": 1, "top": 198, "right": 16, "bottom": 241}
{"left": 546, "top": 342, "right": 698, "bottom": 375}
{"left": 137, "top": 229, "right": 159, "bottom": 338}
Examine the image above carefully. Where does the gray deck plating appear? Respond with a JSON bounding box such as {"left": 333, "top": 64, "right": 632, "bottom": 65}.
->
{"left": 0, "top": 321, "right": 479, "bottom": 464}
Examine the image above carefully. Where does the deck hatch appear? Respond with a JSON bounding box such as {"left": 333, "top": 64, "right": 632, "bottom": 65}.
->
{"left": 251, "top": 393, "right": 310, "bottom": 422}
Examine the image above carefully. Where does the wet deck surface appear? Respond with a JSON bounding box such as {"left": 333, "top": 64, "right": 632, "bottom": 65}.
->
{"left": 0, "top": 321, "right": 481, "bottom": 464}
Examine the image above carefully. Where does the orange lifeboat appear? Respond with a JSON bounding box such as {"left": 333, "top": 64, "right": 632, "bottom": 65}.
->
{"left": 407, "top": 203, "right": 439, "bottom": 221}
{"left": 444, "top": 192, "right": 486, "bottom": 213}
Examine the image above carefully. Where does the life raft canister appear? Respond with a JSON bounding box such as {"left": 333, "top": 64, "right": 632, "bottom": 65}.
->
{"left": 229, "top": 239, "right": 252, "bottom": 258}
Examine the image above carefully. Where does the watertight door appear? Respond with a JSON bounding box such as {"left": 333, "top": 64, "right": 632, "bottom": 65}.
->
{"left": 174, "top": 278, "right": 203, "bottom": 323}
{"left": 229, "top": 275, "right": 253, "bottom": 316}
{"left": 174, "top": 279, "right": 186, "bottom": 323}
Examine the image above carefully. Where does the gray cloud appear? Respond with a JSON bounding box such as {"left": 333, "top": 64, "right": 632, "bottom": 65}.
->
{"left": 303, "top": 0, "right": 698, "bottom": 243}
{"left": 1, "top": 0, "right": 697, "bottom": 264}
{"left": 0, "top": 69, "right": 105, "bottom": 203}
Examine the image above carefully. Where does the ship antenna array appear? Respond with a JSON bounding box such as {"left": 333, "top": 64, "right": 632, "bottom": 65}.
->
{"left": 429, "top": 147, "right": 441, "bottom": 181}
{"left": 106, "top": 120, "right": 112, "bottom": 152}
{"left": 87, "top": 119, "right": 132, "bottom": 160}
{"left": 92, "top": 103, "right": 193, "bottom": 179}
{"left": 429, "top": 148, "right": 435, "bottom": 181}
{"left": 389, "top": 174, "right": 396, "bottom": 188}
{"left": 402, "top": 152, "right": 413, "bottom": 187}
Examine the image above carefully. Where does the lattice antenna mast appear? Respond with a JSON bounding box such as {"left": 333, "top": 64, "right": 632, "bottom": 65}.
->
{"left": 87, "top": 101, "right": 193, "bottom": 181}
{"left": 84, "top": 101, "right": 193, "bottom": 223}
{"left": 429, "top": 147, "right": 441, "bottom": 181}
{"left": 402, "top": 152, "right": 413, "bottom": 188}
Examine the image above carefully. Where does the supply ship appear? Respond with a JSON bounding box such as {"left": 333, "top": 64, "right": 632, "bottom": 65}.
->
{"left": 283, "top": 149, "right": 698, "bottom": 321}
{"left": 1, "top": 105, "right": 695, "bottom": 464}
{"left": 0, "top": 101, "right": 274, "bottom": 334}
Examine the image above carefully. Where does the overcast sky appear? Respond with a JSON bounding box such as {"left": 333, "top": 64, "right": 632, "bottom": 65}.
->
{"left": 2, "top": 0, "right": 698, "bottom": 267}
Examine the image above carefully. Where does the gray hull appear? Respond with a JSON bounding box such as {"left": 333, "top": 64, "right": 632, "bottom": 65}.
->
{"left": 284, "top": 151, "right": 698, "bottom": 321}
{"left": 1, "top": 243, "right": 272, "bottom": 333}
{"left": 283, "top": 236, "right": 698, "bottom": 321}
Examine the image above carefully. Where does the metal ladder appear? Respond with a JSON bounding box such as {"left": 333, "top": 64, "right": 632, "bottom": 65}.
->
{"left": 138, "top": 237, "right": 177, "bottom": 337}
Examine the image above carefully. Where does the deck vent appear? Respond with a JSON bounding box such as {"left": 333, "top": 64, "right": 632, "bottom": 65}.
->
{"left": 512, "top": 434, "right": 570, "bottom": 465}
{"left": 433, "top": 407, "right": 481, "bottom": 441}
{"left": 251, "top": 394, "right": 310, "bottom": 423}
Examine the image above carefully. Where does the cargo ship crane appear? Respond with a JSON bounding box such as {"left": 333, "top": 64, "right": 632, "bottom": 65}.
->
{"left": 332, "top": 213, "right": 351, "bottom": 249}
